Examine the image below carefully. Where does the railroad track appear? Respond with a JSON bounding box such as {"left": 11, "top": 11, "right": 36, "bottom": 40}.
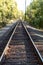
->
{"left": 0, "top": 21, "right": 42, "bottom": 65}
{"left": 0, "top": 22, "right": 17, "bottom": 61}
{"left": 25, "top": 22, "right": 43, "bottom": 63}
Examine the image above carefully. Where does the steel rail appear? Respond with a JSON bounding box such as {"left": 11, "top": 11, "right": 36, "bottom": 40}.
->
{"left": 0, "top": 21, "right": 43, "bottom": 65}
{"left": 22, "top": 21, "right": 43, "bottom": 63}
{"left": 0, "top": 22, "right": 19, "bottom": 62}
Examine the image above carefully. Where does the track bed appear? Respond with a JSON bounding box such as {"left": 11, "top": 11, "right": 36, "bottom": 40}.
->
{"left": 1, "top": 22, "right": 42, "bottom": 65}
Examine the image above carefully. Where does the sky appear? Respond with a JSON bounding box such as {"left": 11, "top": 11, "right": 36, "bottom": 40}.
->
{"left": 16, "top": 0, "right": 32, "bottom": 13}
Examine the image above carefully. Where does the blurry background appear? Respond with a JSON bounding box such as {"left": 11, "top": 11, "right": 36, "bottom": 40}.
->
{"left": 0, "top": 0, "right": 43, "bottom": 29}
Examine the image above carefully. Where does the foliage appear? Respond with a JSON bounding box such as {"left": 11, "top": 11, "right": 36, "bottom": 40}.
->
{"left": 0, "top": 0, "right": 23, "bottom": 27}
{"left": 0, "top": 22, "right": 6, "bottom": 28}
{"left": 26, "top": 0, "right": 43, "bottom": 28}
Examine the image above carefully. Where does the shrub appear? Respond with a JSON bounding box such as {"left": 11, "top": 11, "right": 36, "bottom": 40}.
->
{"left": 0, "top": 22, "right": 6, "bottom": 28}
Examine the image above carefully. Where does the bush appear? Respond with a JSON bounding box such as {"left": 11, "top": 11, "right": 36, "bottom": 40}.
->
{"left": 0, "top": 22, "right": 6, "bottom": 28}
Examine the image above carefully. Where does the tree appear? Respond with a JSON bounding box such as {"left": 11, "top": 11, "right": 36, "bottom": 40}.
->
{"left": 0, "top": 0, "right": 23, "bottom": 27}
{"left": 26, "top": 0, "right": 43, "bottom": 28}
